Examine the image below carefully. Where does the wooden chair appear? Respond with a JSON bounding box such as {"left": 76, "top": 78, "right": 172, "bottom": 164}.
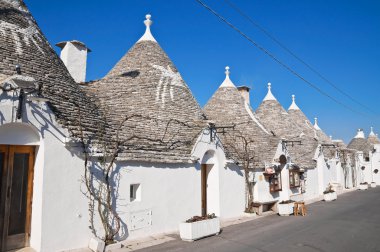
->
{"left": 293, "top": 202, "right": 306, "bottom": 216}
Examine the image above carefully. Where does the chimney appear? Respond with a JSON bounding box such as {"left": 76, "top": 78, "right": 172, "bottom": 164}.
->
{"left": 56, "top": 40, "right": 91, "bottom": 83}
{"left": 237, "top": 86, "right": 250, "bottom": 105}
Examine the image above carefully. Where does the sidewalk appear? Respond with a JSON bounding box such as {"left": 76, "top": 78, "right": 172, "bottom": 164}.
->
{"left": 117, "top": 187, "right": 359, "bottom": 251}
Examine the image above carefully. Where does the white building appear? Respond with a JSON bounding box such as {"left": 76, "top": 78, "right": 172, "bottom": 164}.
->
{"left": 1, "top": 2, "right": 377, "bottom": 252}
{"left": 347, "top": 128, "right": 380, "bottom": 186}
{"left": 0, "top": 2, "right": 246, "bottom": 251}
{"left": 203, "top": 68, "right": 292, "bottom": 213}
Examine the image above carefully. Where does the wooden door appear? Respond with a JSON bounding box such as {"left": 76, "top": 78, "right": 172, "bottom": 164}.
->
{"left": 201, "top": 164, "right": 207, "bottom": 217}
{"left": 0, "top": 145, "right": 35, "bottom": 252}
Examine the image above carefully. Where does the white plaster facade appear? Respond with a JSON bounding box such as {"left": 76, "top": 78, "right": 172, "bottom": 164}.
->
{"left": 0, "top": 93, "right": 247, "bottom": 251}
{"left": 371, "top": 144, "right": 380, "bottom": 185}
{"left": 253, "top": 144, "right": 303, "bottom": 207}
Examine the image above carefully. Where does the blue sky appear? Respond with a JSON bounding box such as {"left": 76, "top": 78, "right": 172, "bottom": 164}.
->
{"left": 26, "top": 0, "right": 380, "bottom": 143}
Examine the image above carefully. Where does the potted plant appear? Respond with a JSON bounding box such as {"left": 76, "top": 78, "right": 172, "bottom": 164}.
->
{"left": 277, "top": 200, "right": 294, "bottom": 216}
{"left": 179, "top": 213, "right": 220, "bottom": 241}
{"left": 359, "top": 182, "right": 369, "bottom": 190}
{"left": 323, "top": 185, "right": 337, "bottom": 202}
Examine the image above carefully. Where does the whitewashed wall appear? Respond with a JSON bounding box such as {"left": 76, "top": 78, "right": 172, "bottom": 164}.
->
{"left": 0, "top": 98, "right": 247, "bottom": 251}
{"left": 356, "top": 152, "right": 372, "bottom": 184}
{"left": 372, "top": 144, "right": 380, "bottom": 184}
{"left": 254, "top": 165, "right": 302, "bottom": 204}
{"left": 0, "top": 96, "right": 92, "bottom": 252}
{"left": 254, "top": 172, "right": 279, "bottom": 203}
{"left": 116, "top": 131, "right": 245, "bottom": 240}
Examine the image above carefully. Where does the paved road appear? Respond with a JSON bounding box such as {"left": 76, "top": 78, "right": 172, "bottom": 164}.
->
{"left": 136, "top": 187, "right": 380, "bottom": 252}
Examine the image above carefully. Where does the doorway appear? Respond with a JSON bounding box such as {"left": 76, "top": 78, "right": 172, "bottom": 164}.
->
{"left": 201, "top": 163, "right": 220, "bottom": 217}
{"left": 0, "top": 145, "right": 35, "bottom": 252}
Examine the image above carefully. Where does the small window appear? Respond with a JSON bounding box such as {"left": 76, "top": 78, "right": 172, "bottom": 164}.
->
{"left": 289, "top": 171, "right": 301, "bottom": 188}
{"left": 365, "top": 157, "right": 370, "bottom": 162}
{"left": 269, "top": 173, "right": 282, "bottom": 192}
{"left": 130, "top": 184, "right": 141, "bottom": 202}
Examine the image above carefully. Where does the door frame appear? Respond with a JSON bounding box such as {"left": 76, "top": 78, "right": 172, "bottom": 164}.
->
{"left": 0, "top": 145, "right": 35, "bottom": 251}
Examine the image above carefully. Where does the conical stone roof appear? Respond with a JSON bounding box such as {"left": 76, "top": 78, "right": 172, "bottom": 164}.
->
{"left": 203, "top": 68, "right": 279, "bottom": 168}
{"left": 287, "top": 95, "right": 335, "bottom": 164}
{"left": 348, "top": 129, "right": 372, "bottom": 158}
{"left": 256, "top": 84, "right": 302, "bottom": 139}
{"left": 368, "top": 127, "right": 380, "bottom": 145}
{"left": 256, "top": 86, "right": 318, "bottom": 168}
{"left": 0, "top": 0, "right": 102, "bottom": 138}
{"left": 84, "top": 15, "right": 205, "bottom": 163}
{"left": 313, "top": 117, "right": 333, "bottom": 145}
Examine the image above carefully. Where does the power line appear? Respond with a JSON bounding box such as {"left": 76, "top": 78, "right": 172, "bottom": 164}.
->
{"left": 223, "top": 0, "right": 378, "bottom": 116}
{"left": 195, "top": 0, "right": 372, "bottom": 119}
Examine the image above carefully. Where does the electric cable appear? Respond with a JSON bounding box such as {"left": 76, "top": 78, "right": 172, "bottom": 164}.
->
{"left": 223, "top": 0, "right": 378, "bottom": 116}
{"left": 195, "top": 0, "right": 373, "bottom": 119}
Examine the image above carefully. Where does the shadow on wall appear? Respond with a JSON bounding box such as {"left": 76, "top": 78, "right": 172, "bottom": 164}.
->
{"left": 226, "top": 164, "right": 243, "bottom": 176}
{"left": 0, "top": 95, "right": 67, "bottom": 145}
{"left": 79, "top": 161, "right": 129, "bottom": 241}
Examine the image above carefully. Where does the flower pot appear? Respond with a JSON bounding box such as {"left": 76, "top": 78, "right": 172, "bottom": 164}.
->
{"left": 359, "top": 184, "right": 368, "bottom": 190}
{"left": 324, "top": 192, "right": 337, "bottom": 202}
{"left": 179, "top": 217, "right": 220, "bottom": 241}
{"left": 278, "top": 202, "right": 294, "bottom": 216}
{"left": 371, "top": 182, "right": 376, "bottom": 188}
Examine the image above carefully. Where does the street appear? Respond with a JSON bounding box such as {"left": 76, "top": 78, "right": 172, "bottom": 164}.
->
{"left": 136, "top": 188, "right": 380, "bottom": 252}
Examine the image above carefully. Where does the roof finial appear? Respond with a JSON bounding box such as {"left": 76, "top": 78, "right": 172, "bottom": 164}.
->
{"left": 314, "top": 117, "right": 321, "bottom": 130}
{"left": 219, "top": 66, "right": 235, "bottom": 88}
{"left": 354, "top": 128, "right": 365, "bottom": 139}
{"left": 263, "top": 82, "right": 276, "bottom": 101}
{"left": 145, "top": 14, "right": 152, "bottom": 27}
{"left": 288, "top": 94, "right": 300, "bottom": 110}
{"left": 369, "top": 126, "right": 375, "bottom": 136}
{"left": 225, "top": 66, "right": 230, "bottom": 77}
{"left": 137, "top": 13, "right": 157, "bottom": 43}
{"left": 330, "top": 135, "right": 333, "bottom": 140}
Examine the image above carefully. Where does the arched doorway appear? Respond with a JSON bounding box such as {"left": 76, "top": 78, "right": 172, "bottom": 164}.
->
{"left": 0, "top": 123, "right": 40, "bottom": 251}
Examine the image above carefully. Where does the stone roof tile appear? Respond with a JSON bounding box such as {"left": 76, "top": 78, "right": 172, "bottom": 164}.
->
{"left": 84, "top": 16, "right": 206, "bottom": 162}
{"left": 204, "top": 70, "right": 279, "bottom": 168}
